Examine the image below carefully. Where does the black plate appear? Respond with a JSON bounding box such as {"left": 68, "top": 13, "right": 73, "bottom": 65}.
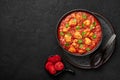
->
{"left": 55, "top": 12, "right": 116, "bottom": 69}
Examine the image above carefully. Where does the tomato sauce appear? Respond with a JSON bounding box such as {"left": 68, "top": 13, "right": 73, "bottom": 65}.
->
{"left": 58, "top": 11, "right": 102, "bottom": 54}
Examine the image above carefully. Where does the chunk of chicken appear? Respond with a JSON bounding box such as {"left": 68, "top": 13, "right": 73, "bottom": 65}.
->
{"left": 74, "top": 31, "right": 82, "bottom": 39}
{"left": 92, "top": 41, "right": 95, "bottom": 46}
{"left": 72, "top": 42, "right": 76, "bottom": 46}
{"left": 89, "top": 32, "right": 94, "bottom": 37}
{"left": 71, "top": 42, "right": 79, "bottom": 48}
{"left": 62, "top": 27, "right": 70, "bottom": 32}
{"left": 71, "top": 13, "right": 76, "bottom": 17}
{"left": 85, "top": 38, "right": 92, "bottom": 45}
{"left": 78, "top": 50, "right": 85, "bottom": 54}
{"left": 86, "top": 31, "right": 90, "bottom": 36}
{"left": 83, "top": 20, "right": 91, "bottom": 26}
{"left": 73, "top": 39, "right": 78, "bottom": 43}
{"left": 68, "top": 46, "right": 76, "bottom": 52}
{"left": 75, "top": 13, "right": 82, "bottom": 22}
{"left": 64, "top": 34, "right": 72, "bottom": 42}
{"left": 84, "top": 28, "right": 90, "bottom": 32}
{"left": 69, "top": 18, "right": 77, "bottom": 26}
{"left": 64, "top": 15, "right": 71, "bottom": 22}
{"left": 83, "top": 29, "right": 90, "bottom": 36}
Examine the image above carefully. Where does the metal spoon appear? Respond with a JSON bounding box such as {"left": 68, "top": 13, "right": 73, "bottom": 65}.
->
{"left": 90, "top": 34, "right": 116, "bottom": 68}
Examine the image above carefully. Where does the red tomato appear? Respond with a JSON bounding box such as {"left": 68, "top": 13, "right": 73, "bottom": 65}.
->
{"left": 48, "top": 65, "right": 56, "bottom": 75}
{"left": 45, "top": 62, "right": 53, "bottom": 70}
{"left": 47, "top": 55, "right": 61, "bottom": 63}
{"left": 55, "top": 62, "right": 64, "bottom": 71}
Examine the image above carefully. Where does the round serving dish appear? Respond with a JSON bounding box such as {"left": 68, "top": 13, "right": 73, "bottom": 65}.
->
{"left": 59, "top": 12, "right": 116, "bottom": 69}
{"left": 56, "top": 9, "right": 103, "bottom": 56}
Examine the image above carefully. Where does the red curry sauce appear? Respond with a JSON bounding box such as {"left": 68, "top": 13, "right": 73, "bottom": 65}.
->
{"left": 58, "top": 11, "right": 102, "bottom": 54}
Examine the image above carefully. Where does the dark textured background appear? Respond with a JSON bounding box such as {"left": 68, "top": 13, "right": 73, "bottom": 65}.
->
{"left": 0, "top": 0, "right": 120, "bottom": 80}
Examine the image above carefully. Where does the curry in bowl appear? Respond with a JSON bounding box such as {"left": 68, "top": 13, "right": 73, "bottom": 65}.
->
{"left": 57, "top": 10, "right": 102, "bottom": 56}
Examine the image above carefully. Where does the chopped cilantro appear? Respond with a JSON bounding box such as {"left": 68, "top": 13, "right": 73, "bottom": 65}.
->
{"left": 65, "top": 23, "right": 69, "bottom": 28}
{"left": 67, "top": 33, "right": 71, "bottom": 36}
{"left": 76, "top": 26, "right": 80, "bottom": 30}
{"left": 90, "top": 22, "right": 96, "bottom": 30}
{"left": 79, "top": 44, "right": 83, "bottom": 48}
{"left": 78, "top": 39, "right": 83, "bottom": 44}
{"left": 65, "top": 43, "right": 70, "bottom": 47}
{"left": 81, "top": 31, "right": 86, "bottom": 36}
{"left": 93, "top": 22, "right": 96, "bottom": 26}
{"left": 82, "top": 14, "right": 87, "bottom": 19}
{"left": 60, "top": 31, "right": 64, "bottom": 36}
{"left": 92, "top": 34, "right": 97, "bottom": 39}
{"left": 86, "top": 48, "right": 90, "bottom": 51}
{"left": 82, "top": 23, "right": 85, "bottom": 28}
{"left": 73, "top": 18, "right": 76, "bottom": 22}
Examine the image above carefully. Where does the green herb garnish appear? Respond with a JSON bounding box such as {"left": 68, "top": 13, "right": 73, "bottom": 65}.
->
{"left": 76, "top": 26, "right": 80, "bottom": 30}
{"left": 90, "top": 22, "right": 96, "bottom": 30}
{"left": 82, "top": 14, "right": 87, "bottom": 19}
{"left": 79, "top": 44, "right": 83, "bottom": 48}
{"left": 60, "top": 31, "right": 64, "bottom": 36}
{"left": 73, "top": 18, "right": 77, "bottom": 22}
{"left": 81, "top": 31, "right": 86, "bottom": 36}
{"left": 86, "top": 48, "right": 90, "bottom": 51}
{"left": 93, "top": 22, "right": 96, "bottom": 26}
{"left": 67, "top": 33, "right": 71, "bottom": 36}
{"left": 92, "top": 34, "right": 97, "bottom": 39}
{"left": 82, "top": 23, "right": 85, "bottom": 28}
{"left": 90, "top": 25, "right": 94, "bottom": 30}
{"left": 78, "top": 39, "right": 83, "bottom": 44}
{"left": 65, "top": 43, "right": 70, "bottom": 47}
{"left": 65, "top": 23, "right": 69, "bottom": 28}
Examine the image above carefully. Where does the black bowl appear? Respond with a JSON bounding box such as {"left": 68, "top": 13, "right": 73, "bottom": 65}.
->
{"left": 56, "top": 9, "right": 103, "bottom": 56}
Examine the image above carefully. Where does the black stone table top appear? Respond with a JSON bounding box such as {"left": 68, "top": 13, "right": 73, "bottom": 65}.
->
{"left": 0, "top": 0, "right": 120, "bottom": 80}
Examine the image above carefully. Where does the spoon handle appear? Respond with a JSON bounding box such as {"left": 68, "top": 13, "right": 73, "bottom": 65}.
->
{"left": 102, "top": 34, "right": 116, "bottom": 52}
{"left": 64, "top": 68, "right": 75, "bottom": 74}
{"left": 97, "top": 34, "right": 116, "bottom": 68}
{"left": 54, "top": 68, "right": 75, "bottom": 76}
{"left": 91, "top": 34, "right": 116, "bottom": 68}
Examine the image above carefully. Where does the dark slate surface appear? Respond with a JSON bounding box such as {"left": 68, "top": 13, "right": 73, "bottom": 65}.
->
{"left": 0, "top": 0, "right": 120, "bottom": 80}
